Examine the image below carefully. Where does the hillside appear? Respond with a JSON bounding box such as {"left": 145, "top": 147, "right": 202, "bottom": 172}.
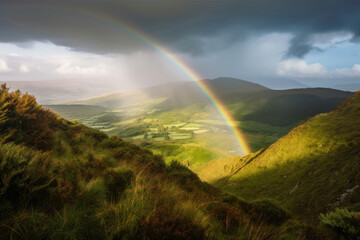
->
{"left": 73, "top": 78, "right": 268, "bottom": 110}
{"left": 2, "top": 84, "right": 328, "bottom": 239}
{"left": 201, "top": 90, "right": 360, "bottom": 221}
{"left": 224, "top": 88, "right": 352, "bottom": 126}
{"left": 48, "top": 79, "right": 352, "bottom": 175}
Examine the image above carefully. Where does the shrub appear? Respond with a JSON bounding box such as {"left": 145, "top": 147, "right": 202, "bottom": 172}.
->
{"left": 0, "top": 143, "right": 55, "bottom": 209}
{"left": 167, "top": 161, "right": 200, "bottom": 188}
{"left": 100, "top": 136, "right": 126, "bottom": 149}
{"left": 0, "top": 210, "right": 48, "bottom": 240}
{"left": 250, "top": 199, "right": 290, "bottom": 225}
{"left": 103, "top": 168, "right": 134, "bottom": 201}
{"left": 48, "top": 206, "right": 105, "bottom": 240}
{"left": 320, "top": 208, "right": 360, "bottom": 240}
{"left": 140, "top": 207, "right": 206, "bottom": 240}
{"left": 209, "top": 203, "right": 242, "bottom": 233}
{"left": 0, "top": 84, "right": 61, "bottom": 150}
{"left": 77, "top": 178, "right": 107, "bottom": 210}
{"left": 97, "top": 190, "right": 150, "bottom": 240}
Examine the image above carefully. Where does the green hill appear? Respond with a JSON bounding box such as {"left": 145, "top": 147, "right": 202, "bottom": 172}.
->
{"left": 0, "top": 84, "right": 321, "bottom": 239}
{"left": 224, "top": 88, "right": 352, "bottom": 126}
{"left": 73, "top": 78, "right": 268, "bottom": 110}
{"left": 201, "top": 90, "right": 360, "bottom": 223}
{"left": 46, "top": 79, "right": 353, "bottom": 177}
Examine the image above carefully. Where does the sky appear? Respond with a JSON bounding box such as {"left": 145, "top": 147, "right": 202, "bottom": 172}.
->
{"left": 1, "top": 0, "right": 360, "bottom": 91}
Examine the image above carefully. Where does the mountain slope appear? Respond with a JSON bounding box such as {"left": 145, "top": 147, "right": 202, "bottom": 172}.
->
{"left": 49, "top": 79, "right": 353, "bottom": 174}
{"left": 332, "top": 83, "right": 360, "bottom": 92}
{"left": 1, "top": 84, "right": 320, "bottom": 239}
{"left": 224, "top": 88, "right": 353, "bottom": 126}
{"left": 61, "top": 78, "right": 352, "bottom": 152}
{"left": 74, "top": 78, "right": 268, "bottom": 110}
{"left": 202, "top": 91, "right": 360, "bottom": 219}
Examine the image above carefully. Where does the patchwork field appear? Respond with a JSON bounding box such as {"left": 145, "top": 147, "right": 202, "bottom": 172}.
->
{"left": 47, "top": 79, "right": 353, "bottom": 175}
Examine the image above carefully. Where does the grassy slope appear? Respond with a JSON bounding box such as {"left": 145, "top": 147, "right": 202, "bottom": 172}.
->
{"left": 2, "top": 85, "right": 327, "bottom": 239}
{"left": 203, "top": 91, "right": 360, "bottom": 220}
{"left": 224, "top": 88, "right": 353, "bottom": 126}
{"left": 48, "top": 80, "right": 353, "bottom": 177}
{"left": 46, "top": 105, "right": 107, "bottom": 120}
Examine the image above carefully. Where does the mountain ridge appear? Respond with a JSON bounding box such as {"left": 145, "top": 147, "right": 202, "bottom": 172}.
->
{"left": 201, "top": 90, "right": 360, "bottom": 220}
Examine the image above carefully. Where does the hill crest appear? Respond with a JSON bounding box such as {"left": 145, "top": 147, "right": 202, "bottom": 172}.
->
{"left": 201, "top": 90, "right": 360, "bottom": 218}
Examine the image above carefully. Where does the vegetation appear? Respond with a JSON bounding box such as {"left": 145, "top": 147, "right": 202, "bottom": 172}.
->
{"left": 320, "top": 208, "right": 360, "bottom": 239}
{"left": 203, "top": 91, "right": 360, "bottom": 225}
{"left": 7, "top": 80, "right": 358, "bottom": 239}
{"left": 49, "top": 79, "right": 352, "bottom": 174}
{"left": 1, "top": 84, "right": 317, "bottom": 239}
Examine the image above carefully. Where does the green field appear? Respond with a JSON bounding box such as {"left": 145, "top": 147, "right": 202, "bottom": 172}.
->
{"left": 47, "top": 80, "right": 352, "bottom": 177}
{"left": 45, "top": 102, "right": 332, "bottom": 175}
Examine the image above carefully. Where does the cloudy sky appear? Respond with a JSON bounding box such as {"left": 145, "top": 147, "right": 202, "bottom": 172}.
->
{"left": 1, "top": 0, "right": 360, "bottom": 91}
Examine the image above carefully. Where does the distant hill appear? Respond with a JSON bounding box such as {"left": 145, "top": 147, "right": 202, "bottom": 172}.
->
{"left": 251, "top": 78, "right": 308, "bottom": 90}
{"left": 157, "top": 78, "right": 269, "bottom": 109}
{"left": 201, "top": 91, "right": 360, "bottom": 219}
{"left": 0, "top": 79, "right": 124, "bottom": 104}
{"left": 225, "top": 88, "right": 353, "bottom": 126}
{"left": 60, "top": 78, "right": 353, "bottom": 153}
{"left": 202, "top": 77, "right": 269, "bottom": 94}
{"left": 45, "top": 104, "right": 107, "bottom": 120}
{"left": 75, "top": 79, "right": 352, "bottom": 127}
{"left": 332, "top": 83, "right": 360, "bottom": 92}
{"left": 74, "top": 77, "right": 268, "bottom": 109}
{"left": 73, "top": 82, "right": 182, "bottom": 110}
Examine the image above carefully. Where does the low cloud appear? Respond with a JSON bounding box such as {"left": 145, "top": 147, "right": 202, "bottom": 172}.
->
{"left": 54, "top": 57, "right": 108, "bottom": 76}
{"left": 277, "top": 59, "right": 360, "bottom": 79}
{"left": 19, "top": 65, "right": 30, "bottom": 73}
{"left": 0, "top": 59, "right": 12, "bottom": 73}
{"left": 0, "top": 42, "right": 190, "bottom": 90}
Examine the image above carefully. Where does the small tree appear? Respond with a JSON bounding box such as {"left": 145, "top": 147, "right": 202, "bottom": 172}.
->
{"left": 164, "top": 132, "right": 170, "bottom": 140}
{"left": 320, "top": 208, "right": 360, "bottom": 240}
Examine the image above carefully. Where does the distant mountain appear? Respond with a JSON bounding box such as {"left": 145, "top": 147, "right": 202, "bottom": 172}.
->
{"left": 0, "top": 79, "right": 126, "bottom": 104}
{"left": 64, "top": 78, "right": 353, "bottom": 152}
{"left": 73, "top": 82, "right": 182, "bottom": 109}
{"left": 203, "top": 77, "right": 269, "bottom": 93}
{"left": 251, "top": 78, "right": 308, "bottom": 90}
{"left": 154, "top": 78, "right": 268, "bottom": 109}
{"left": 332, "top": 83, "right": 360, "bottom": 92}
{"left": 225, "top": 88, "right": 353, "bottom": 126}
{"left": 74, "top": 77, "right": 268, "bottom": 109}
{"left": 201, "top": 91, "right": 360, "bottom": 218}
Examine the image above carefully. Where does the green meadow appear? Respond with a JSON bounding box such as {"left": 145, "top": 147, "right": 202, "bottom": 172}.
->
{"left": 47, "top": 79, "right": 352, "bottom": 177}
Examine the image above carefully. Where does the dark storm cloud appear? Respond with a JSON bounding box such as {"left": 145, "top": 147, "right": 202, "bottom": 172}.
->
{"left": 0, "top": 0, "right": 360, "bottom": 58}
{"left": 285, "top": 35, "right": 323, "bottom": 58}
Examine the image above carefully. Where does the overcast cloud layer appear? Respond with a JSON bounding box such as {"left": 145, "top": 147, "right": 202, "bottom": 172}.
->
{"left": 1, "top": 0, "right": 360, "bottom": 57}
{"left": 0, "top": 0, "right": 360, "bottom": 90}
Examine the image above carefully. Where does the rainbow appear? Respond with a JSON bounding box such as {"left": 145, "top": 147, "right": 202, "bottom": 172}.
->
{"left": 5, "top": 3, "right": 251, "bottom": 155}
